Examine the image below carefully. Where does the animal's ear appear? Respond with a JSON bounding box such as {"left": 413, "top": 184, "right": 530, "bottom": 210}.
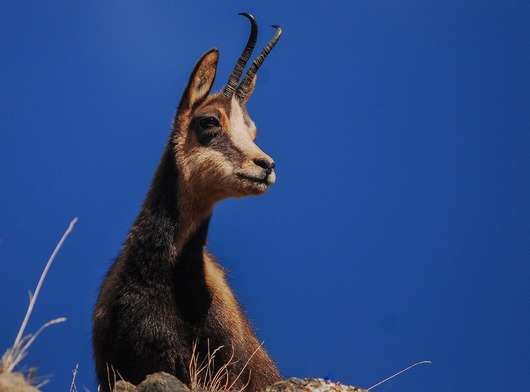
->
{"left": 240, "top": 74, "right": 257, "bottom": 106}
{"left": 180, "top": 49, "right": 219, "bottom": 110}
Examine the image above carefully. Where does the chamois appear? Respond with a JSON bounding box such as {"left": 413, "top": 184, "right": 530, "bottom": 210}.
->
{"left": 92, "top": 14, "right": 282, "bottom": 392}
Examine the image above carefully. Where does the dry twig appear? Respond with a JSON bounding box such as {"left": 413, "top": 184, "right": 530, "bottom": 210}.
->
{"left": 0, "top": 218, "right": 77, "bottom": 373}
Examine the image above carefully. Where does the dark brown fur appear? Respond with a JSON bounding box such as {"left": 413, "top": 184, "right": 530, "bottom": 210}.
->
{"left": 93, "top": 48, "right": 281, "bottom": 392}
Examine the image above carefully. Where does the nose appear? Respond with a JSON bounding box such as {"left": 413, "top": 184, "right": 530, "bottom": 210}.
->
{"left": 253, "top": 157, "right": 276, "bottom": 170}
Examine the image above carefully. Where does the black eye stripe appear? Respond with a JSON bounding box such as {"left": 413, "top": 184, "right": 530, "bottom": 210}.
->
{"left": 194, "top": 115, "right": 222, "bottom": 146}
{"left": 193, "top": 121, "right": 245, "bottom": 162}
{"left": 209, "top": 133, "right": 245, "bottom": 162}
{"left": 199, "top": 116, "right": 220, "bottom": 129}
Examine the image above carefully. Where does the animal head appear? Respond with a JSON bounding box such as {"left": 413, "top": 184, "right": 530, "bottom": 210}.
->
{"left": 172, "top": 14, "right": 281, "bottom": 204}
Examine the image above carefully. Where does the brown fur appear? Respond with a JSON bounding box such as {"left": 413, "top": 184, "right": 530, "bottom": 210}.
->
{"left": 93, "top": 46, "right": 280, "bottom": 392}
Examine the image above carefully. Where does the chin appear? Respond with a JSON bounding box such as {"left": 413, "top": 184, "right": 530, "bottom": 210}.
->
{"left": 231, "top": 178, "right": 272, "bottom": 198}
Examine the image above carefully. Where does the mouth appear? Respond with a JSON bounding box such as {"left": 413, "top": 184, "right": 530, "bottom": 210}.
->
{"left": 236, "top": 171, "right": 275, "bottom": 188}
{"left": 237, "top": 173, "right": 270, "bottom": 185}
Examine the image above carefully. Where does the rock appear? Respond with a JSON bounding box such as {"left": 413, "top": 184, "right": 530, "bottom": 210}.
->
{"left": 137, "top": 372, "right": 189, "bottom": 392}
{"left": 114, "top": 372, "right": 190, "bottom": 392}
{"left": 266, "top": 378, "right": 367, "bottom": 392}
{"left": 113, "top": 373, "right": 367, "bottom": 392}
{"left": 114, "top": 379, "right": 138, "bottom": 391}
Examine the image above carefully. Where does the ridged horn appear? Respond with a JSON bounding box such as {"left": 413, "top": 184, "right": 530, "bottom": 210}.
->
{"left": 236, "top": 24, "right": 282, "bottom": 103}
{"left": 222, "top": 13, "right": 258, "bottom": 99}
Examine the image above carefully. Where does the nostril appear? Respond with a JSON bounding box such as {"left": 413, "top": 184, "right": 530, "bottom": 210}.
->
{"left": 253, "top": 157, "right": 275, "bottom": 170}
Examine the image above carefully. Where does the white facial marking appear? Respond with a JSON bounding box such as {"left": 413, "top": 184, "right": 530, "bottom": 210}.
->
{"left": 229, "top": 98, "right": 262, "bottom": 156}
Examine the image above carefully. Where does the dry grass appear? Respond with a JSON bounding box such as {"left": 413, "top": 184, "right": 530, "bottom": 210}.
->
{"left": 0, "top": 218, "right": 77, "bottom": 381}
{"left": 105, "top": 364, "right": 128, "bottom": 392}
{"left": 188, "top": 339, "right": 264, "bottom": 392}
{"left": 367, "top": 360, "right": 431, "bottom": 390}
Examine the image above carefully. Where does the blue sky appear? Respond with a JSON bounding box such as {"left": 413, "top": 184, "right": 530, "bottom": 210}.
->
{"left": 1, "top": 1, "right": 529, "bottom": 391}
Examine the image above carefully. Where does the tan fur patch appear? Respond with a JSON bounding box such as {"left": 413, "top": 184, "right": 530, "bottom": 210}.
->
{"left": 203, "top": 253, "right": 247, "bottom": 336}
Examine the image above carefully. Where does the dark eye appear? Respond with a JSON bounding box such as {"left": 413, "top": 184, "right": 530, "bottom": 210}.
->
{"left": 196, "top": 116, "right": 221, "bottom": 145}
{"left": 199, "top": 116, "right": 220, "bottom": 129}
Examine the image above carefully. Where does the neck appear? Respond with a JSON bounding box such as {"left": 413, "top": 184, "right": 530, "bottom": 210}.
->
{"left": 122, "top": 144, "right": 214, "bottom": 280}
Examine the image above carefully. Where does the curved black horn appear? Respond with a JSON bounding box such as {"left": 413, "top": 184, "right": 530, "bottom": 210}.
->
{"left": 222, "top": 13, "right": 258, "bottom": 99}
{"left": 236, "top": 24, "right": 282, "bottom": 103}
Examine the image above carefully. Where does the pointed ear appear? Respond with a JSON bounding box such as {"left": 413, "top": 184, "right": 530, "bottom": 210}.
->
{"left": 180, "top": 49, "right": 219, "bottom": 110}
{"left": 240, "top": 74, "right": 257, "bottom": 106}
